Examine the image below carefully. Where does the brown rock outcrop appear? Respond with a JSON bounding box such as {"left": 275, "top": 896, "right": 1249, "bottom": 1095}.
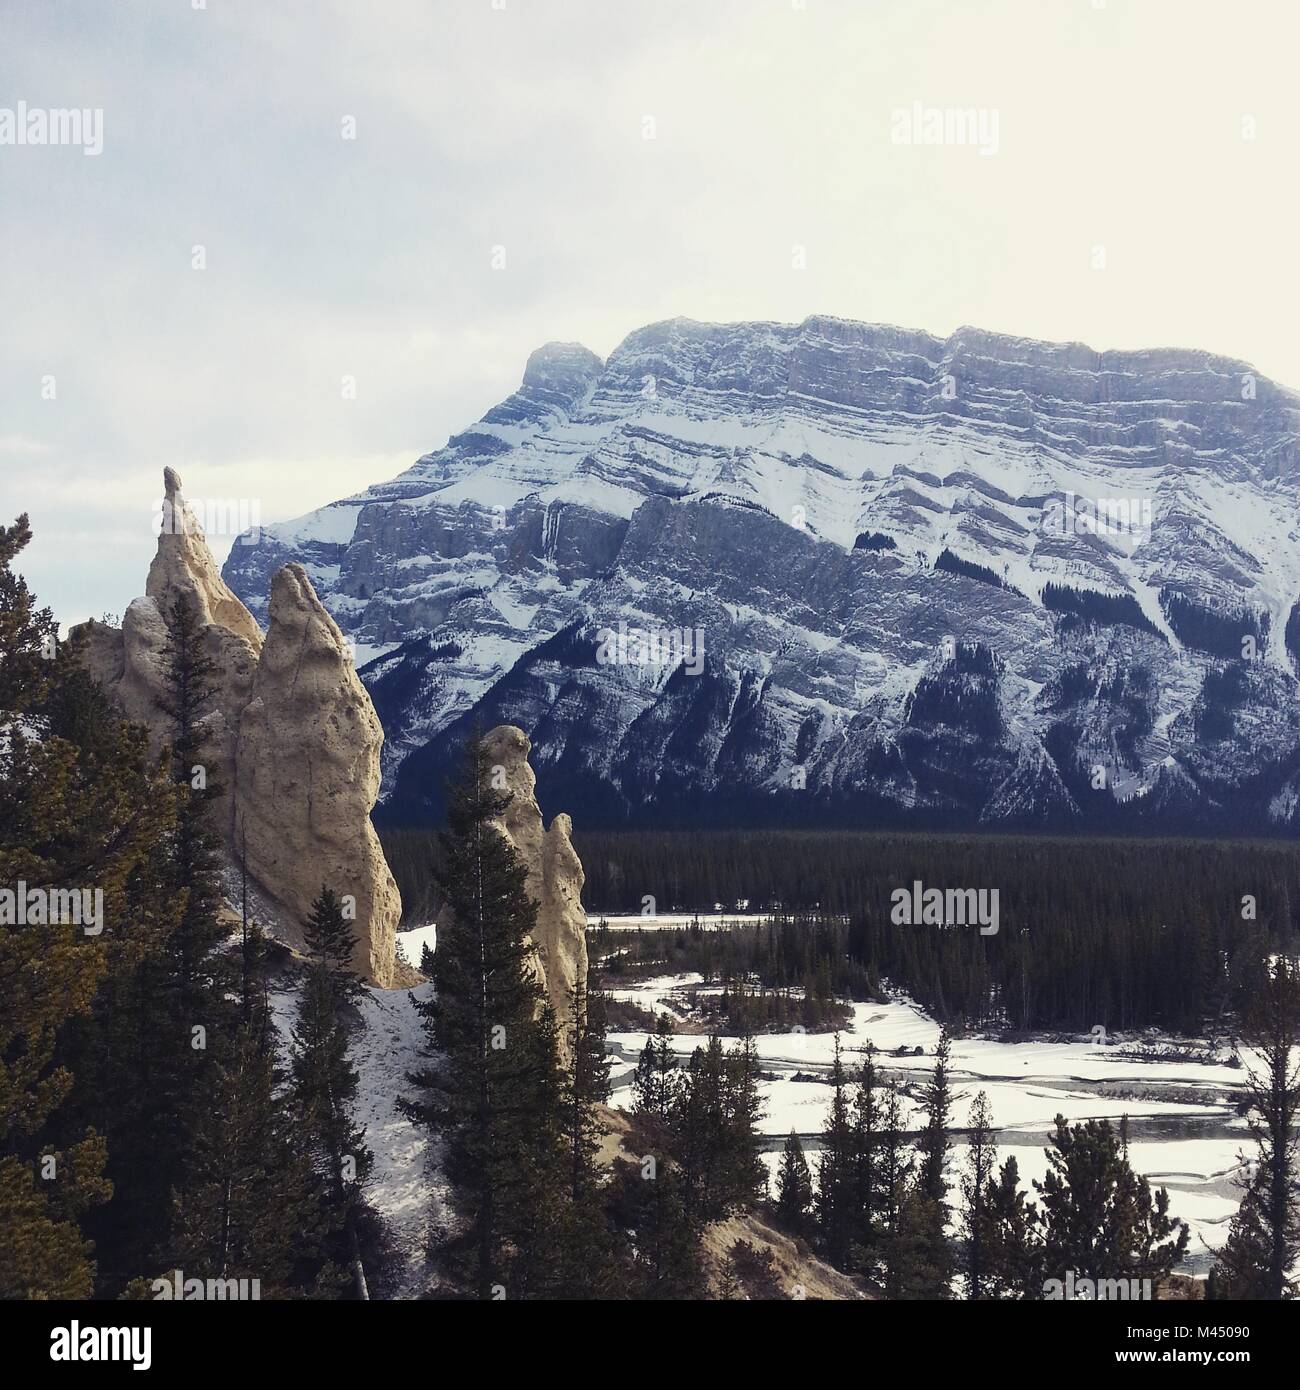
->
{"left": 73, "top": 469, "right": 401, "bottom": 986}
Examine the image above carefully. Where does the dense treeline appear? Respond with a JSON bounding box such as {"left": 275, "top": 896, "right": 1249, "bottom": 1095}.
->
{"left": 592, "top": 918, "right": 869, "bottom": 1032}
{"left": 1042, "top": 581, "right": 1163, "bottom": 638}
{"left": 573, "top": 829, "right": 1300, "bottom": 926}
{"left": 1159, "top": 587, "right": 1268, "bottom": 658}
{"left": 581, "top": 830, "right": 1298, "bottom": 1032}
{"left": 935, "top": 548, "right": 1011, "bottom": 591}
{"left": 387, "top": 826, "right": 1300, "bottom": 1033}
{"left": 1, "top": 517, "right": 382, "bottom": 1299}
{"left": 592, "top": 907, "right": 1272, "bottom": 1036}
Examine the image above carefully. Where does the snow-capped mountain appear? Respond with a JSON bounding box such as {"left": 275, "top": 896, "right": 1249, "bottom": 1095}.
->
{"left": 222, "top": 315, "right": 1300, "bottom": 831}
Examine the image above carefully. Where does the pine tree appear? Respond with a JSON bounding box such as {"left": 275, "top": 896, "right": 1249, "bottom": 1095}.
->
{"left": 722, "top": 1031, "right": 766, "bottom": 1209}
{"left": 815, "top": 1034, "right": 855, "bottom": 1265}
{"left": 130, "top": 589, "right": 239, "bottom": 1279}
{"left": 981, "top": 1155, "right": 1042, "bottom": 1299}
{"left": 1207, "top": 1178, "right": 1274, "bottom": 1301}
{"left": 673, "top": 1038, "right": 727, "bottom": 1222}
{"left": 877, "top": 1028, "right": 959, "bottom": 1298}
{"left": 291, "top": 936, "right": 374, "bottom": 1298}
{"left": 303, "top": 884, "right": 363, "bottom": 1002}
{"left": 545, "top": 984, "right": 630, "bottom": 1298}
{"left": 1209, "top": 955, "right": 1300, "bottom": 1299}
{"left": 155, "top": 592, "right": 228, "bottom": 1017}
{"left": 960, "top": 1091, "right": 997, "bottom": 1298}
{"left": 848, "top": 1048, "right": 881, "bottom": 1267}
{"left": 173, "top": 1022, "right": 328, "bottom": 1297}
{"left": 885, "top": 1186, "right": 952, "bottom": 1299}
{"left": 609, "top": 1157, "right": 704, "bottom": 1300}
{"left": 404, "top": 730, "right": 560, "bottom": 1298}
{"left": 775, "top": 1131, "right": 814, "bottom": 1236}
{"left": 633, "top": 1036, "right": 658, "bottom": 1116}
{"left": 1035, "top": 1115, "right": 1188, "bottom": 1289}
{"left": 917, "top": 1027, "right": 956, "bottom": 1210}
{"left": 876, "top": 1077, "right": 911, "bottom": 1238}
{"left": 0, "top": 516, "right": 172, "bottom": 1297}
{"left": 652, "top": 1011, "right": 678, "bottom": 1117}
{"left": 563, "top": 982, "right": 610, "bottom": 1204}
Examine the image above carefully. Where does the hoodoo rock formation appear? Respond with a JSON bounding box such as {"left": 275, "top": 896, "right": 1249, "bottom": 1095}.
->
{"left": 74, "top": 469, "right": 401, "bottom": 986}
{"left": 437, "top": 724, "right": 589, "bottom": 1044}
{"left": 235, "top": 563, "right": 400, "bottom": 984}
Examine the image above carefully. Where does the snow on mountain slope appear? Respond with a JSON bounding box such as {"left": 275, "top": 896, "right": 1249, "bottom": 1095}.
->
{"left": 223, "top": 315, "right": 1300, "bottom": 831}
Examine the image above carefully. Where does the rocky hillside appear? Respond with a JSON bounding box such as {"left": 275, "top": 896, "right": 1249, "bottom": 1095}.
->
{"left": 222, "top": 316, "right": 1300, "bottom": 832}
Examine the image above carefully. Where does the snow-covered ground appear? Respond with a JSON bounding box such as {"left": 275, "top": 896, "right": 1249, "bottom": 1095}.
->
{"left": 589, "top": 912, "right": 775, "bottom": 931}
{"left": 271, "top": 969, "right": 447, "bottom": 1298}
{"left": 277, "top": 936, "right": 1250, "bottom": 1291}
{"left": 350, "top": 982, "right": 449, "bottom": 1296}
{"left": 606, "top": 973, "right": 1250, "bottom": 1271}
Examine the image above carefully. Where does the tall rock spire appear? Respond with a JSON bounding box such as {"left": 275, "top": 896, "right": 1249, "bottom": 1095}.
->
{"left": 74, "top": 470, "right": 402, "bottom": 986}
{"left": 234, "top": 563, "right": 401, "bottom": 982}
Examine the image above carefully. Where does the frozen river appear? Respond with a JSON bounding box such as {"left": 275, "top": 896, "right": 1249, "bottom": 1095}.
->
{"left": 606, "top": 974, "right": 1249, "bottom": 1273}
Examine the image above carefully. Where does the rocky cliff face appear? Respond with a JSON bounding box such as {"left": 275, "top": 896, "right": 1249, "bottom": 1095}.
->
{"left": 76, "top": 469, "right": 402, "bottom": 985}
{"left": 222, "top": 316, "right": 1300, "bottom": 833}
{"left": 436, "top": 724, "right": 588, "bottom": 1043}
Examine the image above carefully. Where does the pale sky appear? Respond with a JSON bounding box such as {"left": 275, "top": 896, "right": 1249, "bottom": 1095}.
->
{"left": 3, "top": 0, "right": 1297, "bottom": 624}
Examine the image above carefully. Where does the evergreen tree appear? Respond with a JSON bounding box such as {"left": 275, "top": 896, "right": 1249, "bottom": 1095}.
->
{"left": 960, "top": 1091, "right": 997, "bottom": 1298}
{"left": 917, "top": 1028, "right": 956, "bottom": 1210}
{"left": 303, "top": 884, "right": 363, "bottom": 1002}
{"left": 610, "top": 1156, "right": 704, "bottom": 1300}
{"left": 173, "top": 1022, "right": 328, "bottom": 1297}
{"left": 133, "top": 589, "right": 238, "bottom": 1278}
{"left": 1207, "top": 1179, "right": 1274, "bottom": 1301}
{"left": 652, "top": 1012, "right": 678, "bottom": 1117}
{"left": 562, "top": 983, "right": 611, "bottom": 1203}
{"left": 155, "top": 592, "right": 229, "bottom": 1018}
{"left": 633, "top": 1012, "right": 677, "bottom": 1121}
{"left": 815, "top": 1034, "right": 855, "bottom": 1265}
{"left": 1209, "top": 955, "right": 1300, "bottom": 1299}
{"left": 545, "top": 985, "right": 631, "bottom": 1298}
{"left": 885, "top": 1187, "right": 952, "bottom": 1299}
{"left": 673, "top": 1039, "right": 726, "bottom": 1223}
{"left": 403, "top": 731, "right": 560, "bottom": 1298}
{"left": 1035, "top": 1115, "right": 1188, "bottom": 1289}
{"left": 848, "top": 1048, "right": 881, "bottom": 1267}
{"left": 981, "top": 1155, "right": 1042, "bottom": 1299}
{"left": 292, "top": 914, "right": 374, "bottom": 1299}
{"left": 0, "top": 517, "right": 173, "bottom": 1296}
{"left": 633, "top": 1036, "right": 660, "bottom": 1117}
{"left": 775, "top": 1131, "right": 813, "bottom": 1236}
{"left": 876, "top": 1077, "right": 911, "bottom": 1238}
{"left": 722, "top": 1031, "right": 766, "bottom": 1208}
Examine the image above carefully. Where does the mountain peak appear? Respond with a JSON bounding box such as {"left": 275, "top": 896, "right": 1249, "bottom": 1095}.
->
{"left": 223, "top": 311, "right": 1300, "bottom": 834}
